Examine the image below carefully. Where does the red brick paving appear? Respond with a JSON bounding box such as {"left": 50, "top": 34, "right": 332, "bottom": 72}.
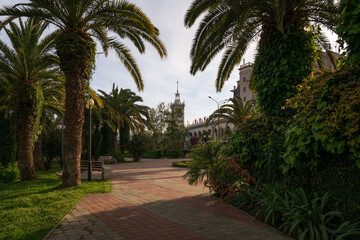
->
{"left": 46, "top": 158, "right": 290, "bottom": 240}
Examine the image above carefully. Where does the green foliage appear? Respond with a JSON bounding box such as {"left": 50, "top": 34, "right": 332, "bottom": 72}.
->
{"left": 167, "top": 149, "right": 184, "bottom": 159}
{"left": 0, "top": 114, "right": 16, "bottom": 166}
{"left": 127, "top": 134, "right": 150, "bottom": 161}
{"left": 230, "top": 115, "right": 288, "bottom": 184}
{"left": 252, "top": 30, "right": 316, "bottom": 117}
{"left": 0, "top": 162, "right": 19, "bottom": 184}
{"left": 143, "top": 149, "right": 162, "bottom": 159}
{"left": 245, "top": 185, "right": 360, "bottom": 240}
{"left": 172, "top": 161, "right": 192, "bottom": 168}
{"left": 284, "top": 68, "right": 360, "bottom": 169}
{"left": 110, "top": 150, "right": 124, "bottom": 162}
{"left": 0, "top": 165, "right": 110, "bottom": 240}
{"left": 56, "top": 29, "right": 96, "bottom": 80}
{"left": 185, "top": 142, "right": 259, "bottom": 201}
{"left": 184, "top": 0, "right": 337, "bottom": 91}
{"left": 337, "top": 0, "right": 360, "bottom": 64}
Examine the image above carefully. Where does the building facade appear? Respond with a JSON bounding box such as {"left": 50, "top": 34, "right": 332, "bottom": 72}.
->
{"left": 232, "top": 52, "right": 340, "bottom": 101}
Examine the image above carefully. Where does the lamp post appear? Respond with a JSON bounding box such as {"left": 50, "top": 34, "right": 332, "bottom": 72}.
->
{"left": 86, "top": 98, "right": 94, "bottom": 181}
{"left": 208, "top": 96, "right": 227, "bottom": 139}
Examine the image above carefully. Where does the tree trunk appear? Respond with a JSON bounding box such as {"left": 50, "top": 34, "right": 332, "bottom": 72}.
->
{"left": 56, "top": 29, "right": 96, "bottom": 188}
{"left": 111, "top": 130, "right": 117, "bottom": 151}
{"left": 16, "top": 84, "right": 37, "bottom": 181}
{"left": 33, "top": 134, "right": 45, "bottom": 171}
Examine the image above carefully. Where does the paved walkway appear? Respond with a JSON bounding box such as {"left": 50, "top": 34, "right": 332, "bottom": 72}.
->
{"left": 46, "top": 159, "right": 290, "bottom": 240}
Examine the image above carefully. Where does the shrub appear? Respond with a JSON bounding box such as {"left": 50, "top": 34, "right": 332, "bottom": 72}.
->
{"left": 172, "top": 161, "right": 192, "bottom": 168}
{"left": 247, "top": 185, "right": 360, "bottom": 240}
{"left": 284, "top": 68, "right": 360, "bottom": 169}
{"left": 143, "top": 149, "right": 162, "bottom": 159}
{"left": 0, "top": 162, "right": 19, "bottom": 184}
{"left": 167, "top": 149, "right": 183, "bottom": 159}
{"left": 111, "top": 150, "right": 124, "bottom": 162}
{"left": 230, "top": 115, "right": 288, "bottom": 184}
{"left": 127, "top": 134, "right": 149, "bottom": 162}
{"left": 184, "top": 141, "right": 258, "bottom": 199}
{"left": 190, "top": 136, "right": 200, "bottom": 146}
{"left": 0, "top": 114, "right": 16, "bottom": 166}
{"left": 283, "top": 67, "right": 360, "bottom": 220}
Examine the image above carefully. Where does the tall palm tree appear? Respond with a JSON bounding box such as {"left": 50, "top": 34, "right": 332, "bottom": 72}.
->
{"left": 206, "top": 96, "right": 255, "bottom": 131}
{"left": 0, "top": 18, "right": 60, "bottom": 181}
{"left": 99, "top": 85, "right": 150, "bottom": 154}
{"left": 0, "top": 0, "right": 167, "bottom": 187}
{"left": 185, "top": 0, "right": 338, "bottom": 90}
{"left": 33, "top": 76, "right": 65, "bottom": 171}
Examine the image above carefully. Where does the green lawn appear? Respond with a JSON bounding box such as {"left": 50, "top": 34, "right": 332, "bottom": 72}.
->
{"left": 0, "top": 166, "right": 111, "bottom": 240}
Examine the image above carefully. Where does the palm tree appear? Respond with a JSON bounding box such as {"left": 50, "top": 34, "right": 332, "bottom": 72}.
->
{"left": 206, "top": 96, "right": 255, "bottom": 131}
{"left": 0, "top": 18, "right": 60, "bottom": 181}
{"left": 99, "top": 85, "right": 150, "bottom": 154}
{"left": 0, "top": 0, "right": 167, "bottom": 187}
{"left": 185, "top": 0, "right": 338, "bottom": 116}
{"left": 185, "top": 0, "right": 337, "bottom": 89}
{"left": 33, "top": 76, "right": 65, "bottom": 171}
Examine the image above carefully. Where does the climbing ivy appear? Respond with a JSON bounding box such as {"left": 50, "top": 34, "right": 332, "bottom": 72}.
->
{"left": 337, "top": 0, "right": 360, "bottom": 65}
{"left": 252, "top": 29, "right": 317, "bottom": 117}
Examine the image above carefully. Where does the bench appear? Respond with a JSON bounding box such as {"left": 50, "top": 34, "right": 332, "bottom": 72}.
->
{"left": 81, "top": 160, "right": 104, "bottom": 180}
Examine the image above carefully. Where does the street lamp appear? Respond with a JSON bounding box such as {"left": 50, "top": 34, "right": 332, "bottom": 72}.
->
{"left": 86, "top": 98, "right": 94, "bottom": 181}
{"left": 208, "top": 96, "right": 227, "bottom": 139}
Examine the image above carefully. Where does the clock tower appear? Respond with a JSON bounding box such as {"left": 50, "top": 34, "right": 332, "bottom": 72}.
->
{"left": 171, "top": 81, "right": 185, "bottom": 126}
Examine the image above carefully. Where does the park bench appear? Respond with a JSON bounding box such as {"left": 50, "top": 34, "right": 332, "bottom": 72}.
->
{"left": 81, "top": 160, "right": 104, "bottom": 180}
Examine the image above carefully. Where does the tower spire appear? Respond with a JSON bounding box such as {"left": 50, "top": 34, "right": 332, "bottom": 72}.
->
{"left": 177, "top": 81, "right": 179, "bottom": 93}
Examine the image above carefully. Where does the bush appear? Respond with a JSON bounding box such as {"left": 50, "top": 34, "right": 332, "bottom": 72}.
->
{"left": 127, "top": 134, "right": 149, "bottom": 161}
{"left": 0, "top": 162, "right": 19, "bottom": 184}
{"left": 238, "top": 184, "right": 360, "bottom": 240}
{"left": 143, "top": 149, "right": 162, "bottom": 159}
{"left": 190, "top": 136, "right": 200, "bottom": 146}
{"left": 111, "top": 150, "right": 124, "bottom": 162}
{"left": 172, "top": 161, "right": 192, "bottom": 168}
{"left": 230, "top": 115, "right": 288, "bottom": 184}
{"left": 167, "top": 149, "right": 183, "bottom": 159}
{"left": 0, "top": 114, "right": 16, "bottom": 166}
{"left": 283, "top": 68, "right": 360, "bottom": 220}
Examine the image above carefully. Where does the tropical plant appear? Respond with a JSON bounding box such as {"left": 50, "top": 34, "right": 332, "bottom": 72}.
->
{"left": 206, "top": 96, "right": 255, "bottom": 130}
{"left": 251, "top": 186, "right": 360, "bottom": 240}
{"left": 184, "top": 0, "right": 338, "bottom": 116}
{"left": 99, "top": 85, "right": 150, "bottom": 154}
{"left": 0, "top": 0, "right": 167, "bottom": 187}
{"left": 184, "top": 141, "right": 227, "bottom": 185}
{"left": 0, "top": 18, "right": 60, "bottom": 181}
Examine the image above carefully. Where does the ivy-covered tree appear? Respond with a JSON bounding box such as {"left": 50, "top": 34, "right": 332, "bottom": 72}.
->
{"left": 185, "top": 0, "right": 338, "bottom": 117}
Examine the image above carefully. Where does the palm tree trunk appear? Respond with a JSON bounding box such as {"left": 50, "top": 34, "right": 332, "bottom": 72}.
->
{"left": 33, "top": 134, "right": 45, "bottom": 171}
{"left": 111, "top": 130, "right": 117, "bottom": 151}
{"left": 56, "top": 30, "right": 95, "bottom": 188}
{"left": 16, "top": 88, "right": 37, "bottom": 181}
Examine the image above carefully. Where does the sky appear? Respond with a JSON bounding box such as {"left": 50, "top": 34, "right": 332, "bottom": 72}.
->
{"left": 0, "top": 0, "right": 340, "bottom": 125}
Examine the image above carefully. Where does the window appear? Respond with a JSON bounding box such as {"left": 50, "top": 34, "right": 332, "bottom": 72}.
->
{"left": 243, "top": 87, "right": 246, "bottom": 92}
{"left": 243, "top": 77, "right": 246, "bottom": 82}
{"left": 243, "top": 97, "right": 246, "bottom": 102}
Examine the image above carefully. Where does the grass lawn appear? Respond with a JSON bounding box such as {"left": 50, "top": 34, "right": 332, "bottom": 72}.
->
{"left": 0, "top": 165, "right": 111, "bottom": 240}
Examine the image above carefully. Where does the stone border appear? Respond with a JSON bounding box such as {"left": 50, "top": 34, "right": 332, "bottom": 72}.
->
{"left": 42, "top": 196, "right": 85, "bottom": 240}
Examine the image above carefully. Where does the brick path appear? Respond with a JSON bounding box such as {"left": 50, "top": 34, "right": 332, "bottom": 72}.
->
{"left": 46, "top": 159, "right": 290, "bottom": 240}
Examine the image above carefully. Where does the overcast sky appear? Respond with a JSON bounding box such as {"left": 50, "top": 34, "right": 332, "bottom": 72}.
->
{"left": 0, "top": 0, "right": 339, "bottom": 125}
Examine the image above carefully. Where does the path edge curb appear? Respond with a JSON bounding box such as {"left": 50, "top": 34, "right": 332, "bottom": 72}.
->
{"left": 42, "top": 196, "right": 85, "bottom": 240}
